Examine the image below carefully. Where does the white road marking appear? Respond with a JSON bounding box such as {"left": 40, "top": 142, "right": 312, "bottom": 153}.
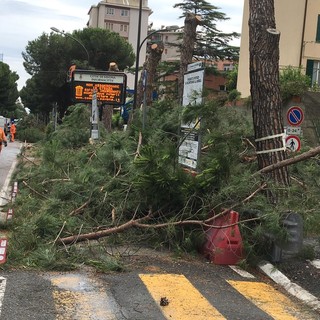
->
{"left": 258, "top": 261, "right": 320, "bottom": 312}
{"left": 309, "top": 259, "right": 320, "bottom": 269}
{"left": 229, "top": 265, "right": 255, "bottom": 278}
{"left": 0, "top": 276, "right": 7, "bottom": 317}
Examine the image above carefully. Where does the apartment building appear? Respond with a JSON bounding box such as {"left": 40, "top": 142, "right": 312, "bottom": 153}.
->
{"left": 87, "top": 0, "right": 152, "bottom": 87}
{"left": 237, "top": 0, "right": 320, "bottom": 98}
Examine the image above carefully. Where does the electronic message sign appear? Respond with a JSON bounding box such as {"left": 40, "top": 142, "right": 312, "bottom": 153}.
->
{"left": 72, "top": 70, "right": 127, "bottom": 105}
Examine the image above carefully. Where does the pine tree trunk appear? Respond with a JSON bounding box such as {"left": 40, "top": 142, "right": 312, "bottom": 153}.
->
{"left": 136, "top": 42, "right": 164, "bottom": 108}
{"left": 102, "top": 105, "right": 113, "bottom": 132}
{"left": 101, "top": 62, "right": 120, "bottom": 132}
{"left": 249, "top": 0, "right": 290, "bottom": 198}
{"left": 177, "top": 13, "right": 201, "bottom": 103}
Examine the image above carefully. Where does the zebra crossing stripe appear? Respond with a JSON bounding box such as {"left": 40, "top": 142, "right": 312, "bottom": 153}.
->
{"left": 139, "top": 274, "right": 225, "bottom": 319}
{"left": 309, "top": 259, "right": 320, "bottom": 269}
{"left": 229, "top": 265, "right": 255, "bottom": 278}
{"left": 228, "top": 280, "right": 303, "bottom": 320}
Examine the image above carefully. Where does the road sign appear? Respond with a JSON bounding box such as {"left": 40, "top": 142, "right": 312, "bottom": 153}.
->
{"left": 72, "top": 70, "right": 127, "bottom": 105}
{"left": 287, "top": 106, "right": 304, "bottom": 126}
{"left": 286, "top": 135, "right": 301, "bottom": 152}
{"left": 286, "top": 126, "right": 301, "bottom": 136}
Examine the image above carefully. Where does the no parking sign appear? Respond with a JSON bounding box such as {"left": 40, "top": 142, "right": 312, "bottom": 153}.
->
{"left": 287, "top": 106, "right": 304, "bottom": 126}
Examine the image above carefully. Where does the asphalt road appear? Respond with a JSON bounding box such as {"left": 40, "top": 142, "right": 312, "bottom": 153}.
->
{"left": 0, "top": 141, "right": 319, "bottom": 319}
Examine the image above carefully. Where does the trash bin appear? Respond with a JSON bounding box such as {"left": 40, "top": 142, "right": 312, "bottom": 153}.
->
{"left": 272, "top": 212, "right": 303, "bottom": 262}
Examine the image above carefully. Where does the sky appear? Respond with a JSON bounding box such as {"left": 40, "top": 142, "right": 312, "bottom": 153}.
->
{"left": 0, "top": 0, "right": 244, "bottom": 90}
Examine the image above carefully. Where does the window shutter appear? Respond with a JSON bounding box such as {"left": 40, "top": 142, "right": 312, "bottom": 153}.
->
{"left": 316, "top": 15, "right": 320, "bottom": 42}
{"left": 306, "top": 60, "right": 314, "bottom": 78}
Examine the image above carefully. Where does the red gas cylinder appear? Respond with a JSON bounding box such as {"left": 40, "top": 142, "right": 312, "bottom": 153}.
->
{"left": 202, "top": 210, "right": 243, "bottom": 265}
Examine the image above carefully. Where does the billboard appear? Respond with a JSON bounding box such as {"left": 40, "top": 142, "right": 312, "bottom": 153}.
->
{"left": 72, "top": 70, "right": 127, "bottom": 105}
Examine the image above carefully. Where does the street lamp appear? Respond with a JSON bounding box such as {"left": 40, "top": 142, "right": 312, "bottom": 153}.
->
{"left": 133, "top": 24, "right": 182, "bottom": 110}
{"left": 50, "top": 27, "right": 90, "bottom": 64}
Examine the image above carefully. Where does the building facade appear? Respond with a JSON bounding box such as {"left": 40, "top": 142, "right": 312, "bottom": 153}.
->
{"left": 87, "top": 0, "right": 152, "bottom": 88}
{"left": 237, "top": 0, "right": 320, "bottom": 98}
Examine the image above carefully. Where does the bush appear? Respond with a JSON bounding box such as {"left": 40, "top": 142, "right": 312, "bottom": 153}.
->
{"left": 16, "top": 127, "right": 45, "bottom": 143}
{"left": 280, "top": 66, "right": 311, "bottom": 101}
{"left": 228, "top": 89, "right": 241, "bottom": 102}
{"left": 15, "top": 114, "right": 46, "bottom": 142}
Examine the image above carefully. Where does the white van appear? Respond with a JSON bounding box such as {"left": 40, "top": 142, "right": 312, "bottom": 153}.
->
{"left": 0, "top": 116, "right": 10, "bottom": 134}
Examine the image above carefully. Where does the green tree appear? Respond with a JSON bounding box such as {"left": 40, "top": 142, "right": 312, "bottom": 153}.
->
{"left": 173, "top": 0, "right": 240, "bottom": 101}
{"left": 21, "top": 28, "right": 135, "bottom": 120}
{"left": 226, "top": 64, "right": 238, "bottom": 91}
{"left": 0, "top": 62, "right": 19, "bottom": 116}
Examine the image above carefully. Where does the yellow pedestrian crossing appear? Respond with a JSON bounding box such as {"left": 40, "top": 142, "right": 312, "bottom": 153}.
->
{"left": 49, "top": 272, "right": 317, "bottom": 319}
{"left": 228, "top": 280, "right": 301, "bottom": 320}
{"left": 139, "top": 273, "right": 226, "bottom": 319}
{"left": 140, "top": 274, "right": 310, "bottom": 320}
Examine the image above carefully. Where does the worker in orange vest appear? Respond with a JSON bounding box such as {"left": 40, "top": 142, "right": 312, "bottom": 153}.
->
{"left": 10, "top": 122, "right": 16, "bottom": 142}
{"left": 0, "top": 127, "right": 7, "bottom": 153}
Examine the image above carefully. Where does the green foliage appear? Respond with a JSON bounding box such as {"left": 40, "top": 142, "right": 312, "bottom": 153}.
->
{"left": 227, "top": 89, "right": 241, "bottom": 102}
{"left": 280, "top": 66, "right": 311, "bottom": 101}
{"left": 226, "top": 64, "right": 238, "bottom": 91}
{"left": 173, "top": 0, "right": 240, "bottom": 60}
{"left": 12, "top": 114, "right": 46, "bottom": 143}
{"left": 21, "top": 28, "right": 135, "bottom": 119}
{"left": 0, "top": 62, "right": 19, "bottom": 116}
{"left": 7, "top": 97, "right": 320, "bottom": 271}
{"left": 47, "top": 104, "right": 91, "bottom": 148}
{"left": 296, "top": 245, "right": 315, "bottom": 261}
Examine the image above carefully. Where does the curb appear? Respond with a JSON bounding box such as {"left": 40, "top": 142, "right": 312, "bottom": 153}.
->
{"left": 258, "top": 261, "right": 320, "bottom": 312}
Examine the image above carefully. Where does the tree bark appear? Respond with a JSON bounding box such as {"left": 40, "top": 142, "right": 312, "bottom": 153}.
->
{"left": 136, "top": 42, "right": 164, "bottom": 108}
{"left": 177, "top": 14, "right": 201, "bottom": 103}
{"left": 101, "top": 62, "right": 119, "bottom": 132}
{"left": 249, "top": 0, "right": 290, "bottom": 195}
{"left": 101, "top": 105, "right": 113, "bottom": 132}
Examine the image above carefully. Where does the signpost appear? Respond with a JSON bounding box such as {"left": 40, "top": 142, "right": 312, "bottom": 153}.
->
{"left": 91, "top": 90, "right": 99, "bottom": 140}
{"left": 286, "top": 106, "right": 304, "bottom": 152}
{"left": 72, "top": 70, "right": 127, "bottom": 105}
{"left": 178, "top": 63, "right": 204, "bottom": 170}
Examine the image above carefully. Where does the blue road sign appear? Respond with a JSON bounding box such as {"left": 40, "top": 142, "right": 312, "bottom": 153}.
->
{"left": 287, "top": 106, "right": 304, "bottom": 126}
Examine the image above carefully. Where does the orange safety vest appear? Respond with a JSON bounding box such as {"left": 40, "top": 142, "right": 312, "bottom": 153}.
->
{"left": 0, "top": 128, "right": 7, "bottom": 143}
{"left": 10, "top": 123, "right": 16, "bottom": 134}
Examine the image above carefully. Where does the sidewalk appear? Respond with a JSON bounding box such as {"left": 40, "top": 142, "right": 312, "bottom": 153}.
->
{"left": 0, "top": 140, "right": 23, "bottom": 213}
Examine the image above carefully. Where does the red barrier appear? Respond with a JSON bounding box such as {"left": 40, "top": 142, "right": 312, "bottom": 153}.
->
{"left": 202, "top": 210, "right": 243, "bottom": 265}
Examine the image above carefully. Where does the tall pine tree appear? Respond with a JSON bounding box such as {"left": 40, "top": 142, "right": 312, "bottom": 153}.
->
{"left": 173, "top": 0, "right": 239, "bottom": 102}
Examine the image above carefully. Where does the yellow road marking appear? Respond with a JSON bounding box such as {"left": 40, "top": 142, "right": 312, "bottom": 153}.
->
{"left": 139, "top": 273, "right": 226, "bottom": 320}
{"left": 228, "top": 280, "right": 301, "bottom": 320}
{"left": 51, "top": 275, "right": 117, "bottom": 320}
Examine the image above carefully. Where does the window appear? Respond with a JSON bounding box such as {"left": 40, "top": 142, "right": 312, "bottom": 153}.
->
{"left": 316, "top": 15, "right": 320, "bottom": 42}
{"left": 121, "top": 10, "right": 129, "bottom": 17}
{"left": 124, "top": 25, "right": 128, "bottom": 32}
{"left": 306, "top": 59, "right": 320, "bottom": 85}
{"left": 106, "top": 7, "right": 114, "bottom": 15}
{"left": 219, "top": 85, "right": 227, "bottom": 91}
{"left": 106, "top": 23, "right": 114, "bottom": 30}
{"left": 223, "top": 64, "right": 233, "bottom": 71}
{"left": 120, "top": 25, "right": 123, "bottom": 31}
